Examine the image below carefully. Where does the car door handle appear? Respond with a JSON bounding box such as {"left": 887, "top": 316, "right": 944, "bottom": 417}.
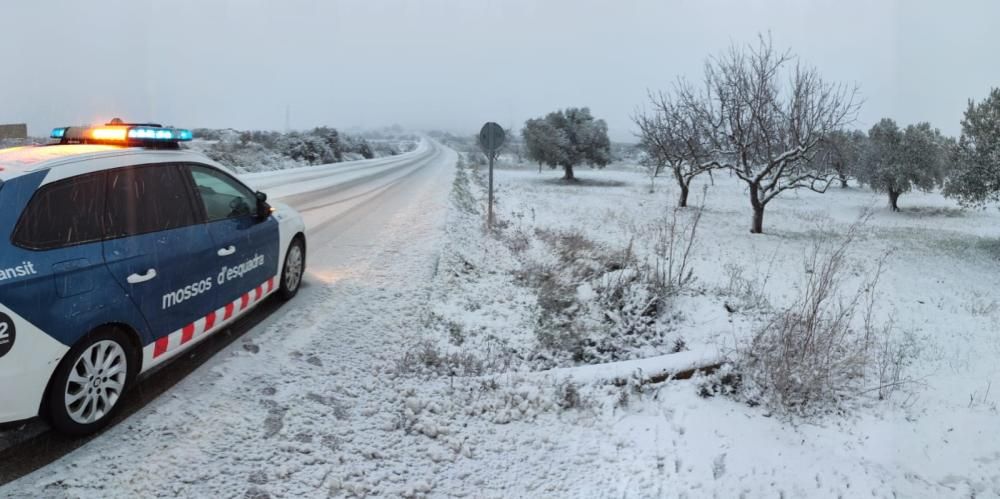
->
{"left": 126, "top": 269, "right": 157, "bottom": 284}
{"left": 217, "top": 246, "right": 237, "bottom": 256}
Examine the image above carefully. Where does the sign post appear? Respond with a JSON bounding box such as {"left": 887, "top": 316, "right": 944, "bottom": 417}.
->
{"left": 478, "top": 122, "right": 506, "bottom": 228}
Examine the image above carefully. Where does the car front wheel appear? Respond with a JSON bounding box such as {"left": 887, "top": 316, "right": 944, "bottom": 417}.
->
{"left": 45, "top": 328, "right": 135, "bottom": 435}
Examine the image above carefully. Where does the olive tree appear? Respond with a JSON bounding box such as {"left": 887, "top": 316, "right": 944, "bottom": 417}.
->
{"left": 945, "top": 88, "right": 1000, "bottom": 207}
{"left": 522, "top": 107, "right": 611, "bottom": 181}
{"left": 818, "top": 129, "right": 867, "bottom": 188}
{"left": 522, "top": 117, "right": 564, "bottom": 173}
{"left": 685, "top": 35, "right": 861, "bottom": 233}
{"left": 857, "top": 119, "right": 948, "bottom": 211}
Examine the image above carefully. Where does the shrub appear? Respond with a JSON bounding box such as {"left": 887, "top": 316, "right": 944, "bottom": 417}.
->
{"left": 720, "top": 263, "right": 771, "bottom": 312}
{"left": 451, "top": 156, "right": 478, "bottom": 215}
{"left": 736, "top": 224, "right": 911, "bottom": 416}
{"left": 649, "top": 200, "right": 703, "bottom": 297}
{"left": 188, "top": 127, "right": 407, "bottom": 171}
{"left": 554, "top": 380, "right": 583, "bottom": 410}
{"left": 529, "top": 211, "right": 701, "bottom": 365}
{"left": 396, "top": 341, "right": 484, "bottom": 377}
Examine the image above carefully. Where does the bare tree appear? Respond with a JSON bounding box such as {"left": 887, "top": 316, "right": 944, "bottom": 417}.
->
{"left": 633, "top": 91, "right": 715, "bottom": 206}
{"left": 635, "top": 145, "right": 666, "bottom": 193}
{"left": 687, "top": 35, "right": 861, "bottom": 233}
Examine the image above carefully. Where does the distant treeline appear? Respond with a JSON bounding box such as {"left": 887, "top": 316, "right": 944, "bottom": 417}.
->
{"left": 189, "top": 127, "right": 418, "bottom": 172}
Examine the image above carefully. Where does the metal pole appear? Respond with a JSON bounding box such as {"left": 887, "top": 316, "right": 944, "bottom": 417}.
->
{"left": 487, "top": 153, "right": 495, "bottom": 228}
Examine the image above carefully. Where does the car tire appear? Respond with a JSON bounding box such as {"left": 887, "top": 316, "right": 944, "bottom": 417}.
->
{"left": 279, "top": 237, "right": 305, "bottom": 300}
{"left": 44, "top": 327, "right": 137, "bottom": 436}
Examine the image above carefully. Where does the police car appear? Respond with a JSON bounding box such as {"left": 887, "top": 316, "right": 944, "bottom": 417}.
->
{"left": 0, "top": 120, "right": 306, "bottom": 435}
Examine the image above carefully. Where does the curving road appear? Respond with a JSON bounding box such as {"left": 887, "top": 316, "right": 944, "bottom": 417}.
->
{"left": 0, "top": 138, "right": 455, "bottom": 485}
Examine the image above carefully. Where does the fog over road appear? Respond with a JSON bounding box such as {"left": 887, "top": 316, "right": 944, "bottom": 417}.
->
{"left": 0, "top": 139, "right": 455, "bottom": 488}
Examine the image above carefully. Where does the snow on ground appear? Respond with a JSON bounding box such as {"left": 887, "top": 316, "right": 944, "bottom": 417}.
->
{"left": 4, "top": 150, "right": 1000, "bottom": 498}
{"left": 398, "top": 160, "right": 1000, "bottom": 497}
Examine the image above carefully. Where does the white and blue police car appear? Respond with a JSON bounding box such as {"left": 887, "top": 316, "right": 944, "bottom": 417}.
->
{"left": 0, "top": 120, "right": 306, "bottom": 435}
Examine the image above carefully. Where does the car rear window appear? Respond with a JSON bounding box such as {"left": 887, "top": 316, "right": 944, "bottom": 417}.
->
{"left": 104, "top": 164, "right": 197, "bottom": 238}
{"left": 12, "top": 173, "right": 106, "bottom": 250}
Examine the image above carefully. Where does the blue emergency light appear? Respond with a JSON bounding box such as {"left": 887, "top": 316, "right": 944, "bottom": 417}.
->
{"left": 51, "top": 120, "right": 193, "bottom": 146}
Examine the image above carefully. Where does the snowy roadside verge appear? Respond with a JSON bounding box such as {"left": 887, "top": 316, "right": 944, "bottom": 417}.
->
{"left": 408, "top": 156, "right": 737, "bottom": 389}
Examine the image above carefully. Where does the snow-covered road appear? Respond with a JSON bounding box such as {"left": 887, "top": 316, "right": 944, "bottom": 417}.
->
{"left": 0, "top": 139, "right": 457, "bottom": 496}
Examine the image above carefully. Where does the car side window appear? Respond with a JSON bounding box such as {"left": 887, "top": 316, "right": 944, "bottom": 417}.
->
{"left": 12, "top": 172, "right": 107, "bottom": 250}
{"left": 188, "top": 164, "right": 257, "bottom": 221}
{"left": 105, "top": 164, "right": 198, "bottom": 238}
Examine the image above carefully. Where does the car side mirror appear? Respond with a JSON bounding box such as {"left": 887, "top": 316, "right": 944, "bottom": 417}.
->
{"left": 255, "top": 191, "right": 272, "bottom": 221}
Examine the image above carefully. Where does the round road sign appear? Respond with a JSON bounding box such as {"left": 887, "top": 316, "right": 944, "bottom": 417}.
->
{"left": 479, "top": 122, "right": 506, "bottom": 154}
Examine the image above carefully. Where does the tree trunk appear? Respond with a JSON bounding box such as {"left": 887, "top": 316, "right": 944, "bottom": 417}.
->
{"left": 672, "top": 166, "right": 689, "bottom": 207}
{"left": 563, "top": 164, "right": 575, "bottom": 181}
{"left": 678, "top": 183, "right": 690, "bottom": 208}
{"left": 751, "top": 207, "right": 764, "bottom": 234}
{"left": 750, "top": 182, "right": 764, "bottom": 234}
{"left": 888, "top": 189, "right": 900, "bottom": 212}
{"left": 835, "top": 162, "right": 848, "bottom": 188}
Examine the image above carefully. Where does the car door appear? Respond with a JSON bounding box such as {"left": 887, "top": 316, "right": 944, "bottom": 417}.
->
{"left": 1, "top": 170, "right": 145, "bottom": 348}
{"left": 102, "top": 164, "right": 219, "bottom": 348}
{"left": 182, "top": 164, "right": 280, "bottom": 311}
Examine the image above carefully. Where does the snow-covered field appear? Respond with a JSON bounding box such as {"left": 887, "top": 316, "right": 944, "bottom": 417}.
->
{"left": 400, "top": 160, "right": 1000, "bottom": 497}
{"left": 4, "top": 148, "right": 999, "bottom": 498}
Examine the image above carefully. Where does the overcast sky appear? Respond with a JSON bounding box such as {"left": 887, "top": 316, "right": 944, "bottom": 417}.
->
{"left": 1, "top": 0, "right": 998, "bottom": 141}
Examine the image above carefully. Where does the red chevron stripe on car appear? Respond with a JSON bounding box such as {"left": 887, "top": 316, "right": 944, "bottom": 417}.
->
{"left": 147, "top": 277, "right": 277, "bottom": 363}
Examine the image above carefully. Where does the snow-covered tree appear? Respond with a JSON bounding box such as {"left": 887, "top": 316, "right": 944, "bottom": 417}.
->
{"left": 857, "top": 119, "right": 948, "bottom": 211}
{"left": 818, "top": 129, "right": 867, "bottom": 188}
{"left": 633, "top": 91, "right": 714, "bottom": 206}
{"left": 944, "top": 88, "right": 1000, "bottom": 207}
{"left": 356, "top": 140, "right": 374, "bottom": 159}
{"left": 522, "top": 107, "right": 611, "bottom": 180}
{"left": 686, "top": 35, "right": 861, "bottom": 233}
{"left": 310, "top": 127, "right": 345, "bottom": 162}
{"left": 522, "top": 118, "right": 564, "bottom": 173}
{"left": 280, "top": 132, "right": 334, "bottom": 164}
